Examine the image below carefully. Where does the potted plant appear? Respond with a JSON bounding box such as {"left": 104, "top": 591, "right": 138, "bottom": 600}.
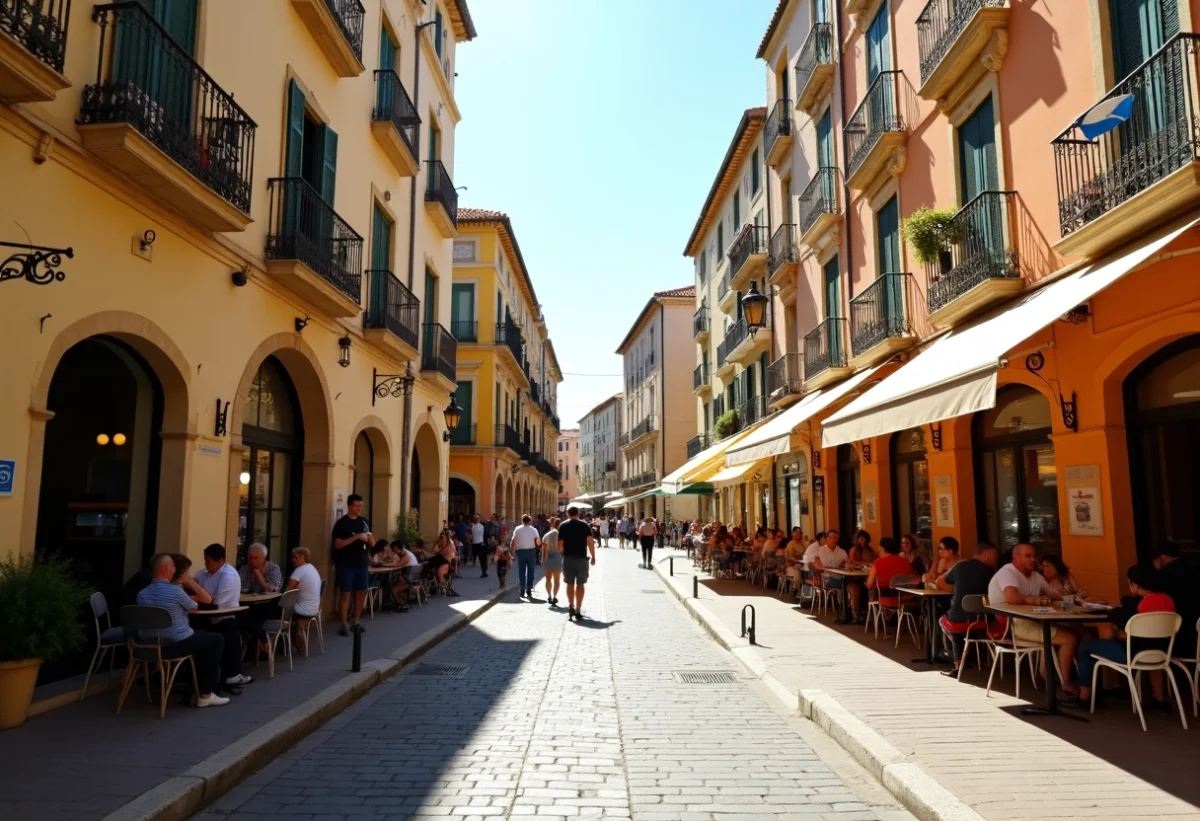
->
{"left": 714, "top": 409, "right": 740, "bottom": 440}
{"left": 902, "top": 206, "right": 963, "bottom": 276}
{"left": 0, "top": 554, "right": 90, "bottom": 729}
{"left": 392, "top": 512, "right": 421, "bottom": 548}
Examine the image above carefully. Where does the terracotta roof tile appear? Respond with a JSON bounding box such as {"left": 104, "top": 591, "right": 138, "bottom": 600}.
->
{"left": 655, "top": 285, "right": 696, "bottom": 299}
{"left": 756, "top": 0, "right": 792, "bottom": 59}
{"left": 683, "top": 108, "right": 767, "bottom": 256}
{"left": 458, "top": 207, "right": 506, "bottom": 221}
{"left": 615, "top": 285, "right": 697, "bottom": 353}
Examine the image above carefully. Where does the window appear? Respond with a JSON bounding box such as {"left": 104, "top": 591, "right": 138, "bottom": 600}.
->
{"left": 434, "top": 7, "right": 444, "bottom": 58}
{"left": 733, "top": 192, "right": 741, "bottom": 229}
{"left": 717, "top": 222, "right": 724, "bottom": 256}
{"left": 751, "top": 149, "right": 761, "bottom": 194}
{"left": 286, "top": 80, "right": 337, "bottom": 202}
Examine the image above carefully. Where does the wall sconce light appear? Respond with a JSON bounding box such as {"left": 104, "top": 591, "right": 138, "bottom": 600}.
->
{"left": 239, "top": 471, "right": 251, "bottom": 485}
{"left": 295, "top": 316, "right": 310, "bottom": 333}
{"left": 338, "top": 335, "right": 351, "bottom": 368}
{"left": 139, "top": 230, "right": 156, "bottom": 253}
{"left": 442, "top": 394, "right": 462, "bottom": 442}
{"left": 742, "top": 280, "right": 768, "bottom": 338}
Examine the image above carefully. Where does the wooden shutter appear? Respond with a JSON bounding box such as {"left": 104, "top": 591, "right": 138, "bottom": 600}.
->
{"left": 319, "top": 124, "right": 338, "bottom": 204}
{"left": 286, "top": 80, "right": 306, "bottom": 179}
{"left": 371, "top": 204, "right": 391, "bottom": 269}
{"left": 877, "top": 196, "right": 900, "bottom": 274}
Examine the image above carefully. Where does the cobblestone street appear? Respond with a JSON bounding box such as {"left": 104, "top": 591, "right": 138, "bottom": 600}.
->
{"left": 197, "top": 550, "right": 913, "bottom": 821}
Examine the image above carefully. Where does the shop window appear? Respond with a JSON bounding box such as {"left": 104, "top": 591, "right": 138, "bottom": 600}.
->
{"left": 239, "top": 358, "right": 303, "bottom": 565}
{"left": 892, "top": 428, "right": 931, "bottom": 551}
{"left": 836, "top": 444, "right": 862, "bottom": 544}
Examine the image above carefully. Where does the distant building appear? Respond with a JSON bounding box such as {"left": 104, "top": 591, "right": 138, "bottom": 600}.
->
{"left": 557, "top": 429, "right": 581, "bottom": 505}
{"left": 580, "top": 394, "right": 623, "bottom": 497}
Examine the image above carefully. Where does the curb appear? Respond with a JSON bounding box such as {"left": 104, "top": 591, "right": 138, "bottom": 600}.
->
{"left": 102, "top": 583, "right": 516, "bottom": 821}
{"left": 653, "top": 558, "right": 984, "bottom": 821}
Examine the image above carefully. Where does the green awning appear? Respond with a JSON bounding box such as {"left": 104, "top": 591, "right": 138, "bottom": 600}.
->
{"left": 668, "top": 482, "right": 713, "bottom": 496}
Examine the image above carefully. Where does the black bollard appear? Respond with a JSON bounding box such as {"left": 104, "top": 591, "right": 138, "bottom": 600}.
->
{"left": 351, "top": 626, "right": 362, "bottom": 672}
{"left": 693, "top": 574, "right": 699, "bottom": 599}
{"left": 670, "top": 556, "right": 674, "bottom": 576}
{"left": 741, "top": 604, "right": 757, "bottom": 645}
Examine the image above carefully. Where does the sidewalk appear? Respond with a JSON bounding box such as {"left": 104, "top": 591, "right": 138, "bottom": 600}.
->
{"left": 654, "top": 551, "right": 1200, "bottom": 821}
{"left": 0, "top": 570, "right": 516, "bottom": 821}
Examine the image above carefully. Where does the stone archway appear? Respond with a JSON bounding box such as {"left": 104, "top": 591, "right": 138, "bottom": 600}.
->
{"left": 493, "top": 473, "right": 505, "bottom": 518}
{"left": 350, "top": 415, "right": 394, "bottom": 542}
{"left": 412, "top": 421, "right": 444, "bottom": 541}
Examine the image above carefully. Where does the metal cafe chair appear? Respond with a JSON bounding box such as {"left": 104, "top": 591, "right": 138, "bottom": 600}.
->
{"left": 295, "top": 579, "right": 326, "bottom": 656}
{"left": 1169, "top": 617, "right": 1200, "bottom": 718}
{"left": 956, "top": 594, "right": 994, "bottom": 680}
{"left": 1091, "top": 612, "right": 1188, "bottom": 731}
{"left": 116, "top": 606, "right": 199, "bottom": 718}
{"left": 259, "top": 588, "right": 299, "bottom": 678}
{"left": 81, "top": 592, "right": 127, "bottom": 700}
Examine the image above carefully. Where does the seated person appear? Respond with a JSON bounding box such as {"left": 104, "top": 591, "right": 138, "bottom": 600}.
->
{"left": 1041, "top": 553, "right": 1082, "bottom": 597}
{"left": 239, "top": 543, "right": 282, "bottom": 594}
{"left": 1149, "top": 541, "right": 1200, "bottom": 658}
{"left": 136, "top": 553, "right": 228, "bottom": 707}
{"left": 865, "top": 537, "right": 914, "bottom": 609}
{"left": 193, "top": 543, "right": 253, "bottom": 688}
{"left": 428, "top": 533, "right": 459, "bottom": 597}
{"left": 370, "top": 541, "right": 398, "bottom": 566}
{"left": 783, "top": 527, "right": 808, "bottom": 590}
{"left": 287, "top": 547, "right": 323, "bottom": 652}
{"left": 937, "top": 541, "right": 1000, "bottom": 673}
{"left": 848, "top": 530, "right": 877, "bottom": 566}
{"left": 923, "top": 536, "right": 961, "bottom": 584}
{"left": 810, "top": 530, "right": 853, "bottom": 615}
{"left": 900, "top": 534, "right": 928, "bottom": 577}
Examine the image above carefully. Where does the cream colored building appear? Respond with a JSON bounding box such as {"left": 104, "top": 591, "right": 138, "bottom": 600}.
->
{"left": 580, "top": 394, "right": 622, "bottom": 496}
{"left": 557, "top": 428, "right": 580, "bottom": 504}
{"left": 0, "top": 0, "right": 476, "bottom": 644}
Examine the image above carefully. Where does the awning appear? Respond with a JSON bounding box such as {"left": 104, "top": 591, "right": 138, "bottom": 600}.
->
{"left": 660, "top": 425, "right": 762, "bottom": 493}
{"left": 566, "top": 498, "right": 593, "bottom": 509}
{"left": 708, "top": 459, "right": 771, "bottom": 487}
{"left": 602, "top": 496, "right": 627, "bottom": 509}
{"left": 624, "top": 486, "right": 663, "bottom": 502}
{"left": 724, "top": 365, "right": 883, "bottom": 466}
{"left": 822, "top": 217, "right": 1200, "bottom": 448}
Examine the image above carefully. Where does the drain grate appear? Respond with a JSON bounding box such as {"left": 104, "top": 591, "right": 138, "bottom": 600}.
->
{"left": 408, "top": 663, "right": 470, "bottom": 676}
{"left": 641, "top": 590, "right": 665, "bottom": 594}
{"left": 672, "top": 671, "right": 740, "bottom": 684}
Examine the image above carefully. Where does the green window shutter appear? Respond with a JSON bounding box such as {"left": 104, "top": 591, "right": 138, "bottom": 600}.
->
{"left": 318, "top": 124, "right": 338, "bottom": 204}
{"left": 435, "top": 10, "right": 444, "bottom": 57}
{"left": 424, "top": 269, "right": 437, "bottom": 324}
{"left": 876, "top": 196, "right": 900, "bottom": 274}
{"left": 958, "top": 96, "right": 997, "bottom": 203}
{"left": 1110, "top": 0, "right": 1176, "bottom": 80}
{"left": 453, "top": 382, "right": 472, "bottom": 443}
{"left": 817, "top": 108, "right": 833, "bottom": 167}
{"left": 733, "top": 191, "right": 741, "bottom": 227}
{"left": 371, "top": 204, "right": 391, "bottom": 269}
{"left": 380, "top": 27, "right": 396, "bottom": 71}
{"left": 867, "top": 3, "right": 891, "bottom": 82}
{"left": 286, "top": 80, "right": 306, "bottom": 179}
{"left": 823, "top": 255, "right": 840, "bottom": 319}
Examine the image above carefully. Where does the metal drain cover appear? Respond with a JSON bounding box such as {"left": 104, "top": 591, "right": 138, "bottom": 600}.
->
{"left": 672, "top": 671, "right": 740, "bottom": 684}
{"left": 409, "top": 663, "right": 470, "bottom": 676}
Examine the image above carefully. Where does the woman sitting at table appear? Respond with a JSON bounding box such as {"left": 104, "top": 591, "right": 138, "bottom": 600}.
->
{"left": 848, "top": 530, "right": 877, "bottom": 566}
{"left": 865, "top": 537, "right": 915, "bottom": 612}
{"left": 923, "top": 536, "right": 961, "bottom": 583}
{"left": 900, "top": 534, "right": 928, "bottom": 577}
{"left": 1041, "top": 553, "right": 1083, "bottom": 598}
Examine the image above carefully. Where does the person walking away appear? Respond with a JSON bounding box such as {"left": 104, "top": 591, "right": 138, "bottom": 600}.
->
{"left": 559, "top": 506, "right": 596, "bottom": 621}
{"left": 511, "top": 514, "right": 542, "bottom": 599}
{"left": 542, "top": 518, "right": 563, "bottom": 605}
{"left": 639, "top": 516, "right": 658, "bottom": 569}
{"left": 617, "top": 515, "right": 627, "bottom": 549}
{"left": 599, "top": 516, "right": 610, "bottom": 547}
{"left": 470, "top": 514, "right": 488, "bottom": 578}
{"left": 494, "top": 534, "right": 511, "bottom": 587}
{"left": 331, "top": 493, "right": 374, "bottom": 635}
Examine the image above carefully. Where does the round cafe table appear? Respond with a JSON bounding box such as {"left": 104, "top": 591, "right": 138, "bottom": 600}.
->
{"left": 189, "top": 605, "right": 247, "bottom": 617}
{"left": 239, "top": 592, "right": 281, "bottom": 604}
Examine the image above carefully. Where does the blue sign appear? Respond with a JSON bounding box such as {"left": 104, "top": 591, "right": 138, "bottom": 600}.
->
{"left": 0, "top": 459, "right": 14, "bottom": 496}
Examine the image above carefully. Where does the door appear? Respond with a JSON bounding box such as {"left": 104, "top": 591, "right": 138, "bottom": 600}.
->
{"left": 823, "top": 256, "right": 842, "bottom": 364}
{"left": 371, "top": 204, "right": 392, "bottom": 270}
{"left": 837, "top": 444, "right": 862, "bottom": 544}
{"left": 452, "top": 381, "right": 473, "bottom": 444}
{"left": 876, "top": 196, "right": 902, "bottom": 331}
{"left": 424, "top": 269, "right": 437, "bottom": 363}
{"left": 451, "top": 283, "right": 475, "bottom": 340}
{"left": 118, "top": 0, "right": 197, "bottom": 135}
{"left": 377, "top": 28, "right": 397, "bottom": 112}
{"left": 958, "top": 97, "right": 1000, "bottom": 264}
{"left": 427, "top": 125, "right": 440, "bottom": 195}
{"left": 817, "top": 109, "right": 836, "bottom": 207}
{"left": 866, "top": 3, "right": 891, "bottom": 83}
{"left": 1111, "top": 0, "right": 1176, "bottom": 80}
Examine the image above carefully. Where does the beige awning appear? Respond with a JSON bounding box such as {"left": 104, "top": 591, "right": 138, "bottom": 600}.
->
{"left": 708, "top": 459, "right": 771, "bottom": 487}
{"left": 660, "top": 425, "right": 761, "bottom": 493}
{"left": 822, "top": 217, "right": 1200, "bottom": 448}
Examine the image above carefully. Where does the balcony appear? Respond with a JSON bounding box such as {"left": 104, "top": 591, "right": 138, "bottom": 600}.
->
{"left": 420, "top": 322, "right": 457, "bottom": 390}
{"left": 1052, "top": 34, "right": 1200, "bottom": 260}
{"left": 686, "top": 434, "right": 711, "bottom": 460}
{"left": 927, "top": 191, "right": 1022, "bottom": 328}
{"left": 849, "top": 272, "right": 915, "bottom": 367}
{"left": 290, "top": 0, "right": 364, "bottom": 77}
{"left": 715, "top": 322, "right": 741, "bottom": 379}
{"left": 693, "top": 363, "right": 711, "bottom": 396}
{"left": 621, "top": 415, "right": 658, "bottom": 450}
{"left": 803, "top": 317, "right": 852, "bottom": 390}
{"left": 530, "top": 380, "right": 541, "bottom": 404}
{"left": 0, "top": 0, "right": 69, "bottom": 102}
{"left": 693, "top": 307, "right": 710, "bottom": 342}
{"left": 716, "top": 265, "right": 736, "bottom": 313}
{"left": 767, "top": 223, "right": 799, "bottom": 291}
{"left": 621, "top": 471, "right": 657, "bottom": 491}
{"left": 768, "top": 352, "right": 804, "bottom": 408}
{"left": 739, "top": 395, "right": 768, "bottom": 429}
{"left": 77, "top": 2, "right": 255, "bottom": 232}
{"left": 725, "top": 315, "right": 770, "bottom": 367}
{"left": 917, "top": 0, "right": 1009, "bottom": 107}
{"left": 371, "top": 70, "right": 420, "bottom": 176}
{"left": 450, "top": 422, "right": 476, "bottom": 446}
{"left": 363, "top": 269, "right": 419, "bottom": 360}
{"left": 844, "top": 70, "right": 906, "bottom": 192}
{"left": 265, "top": 178, "right": 362, "bottom": 317}
{"left": 450, "top": 319, "right": 477, "bottom": 342}
{"left": 728, "top": 223, "right": 770, "bottom": 292}
{"left": 799, "top": 168, "right": 841, "bottom": 256}
{"left": 424, "top": 159, "right": 458, "bottom": 238}
{"left": 765, "top": 97, "right": 794, "bottom": 166}
{"left": 795, "top": 23, "right": 835, "bottom": 117}
{"left": 494, "top": 423, "right": 522, "bottom": 455}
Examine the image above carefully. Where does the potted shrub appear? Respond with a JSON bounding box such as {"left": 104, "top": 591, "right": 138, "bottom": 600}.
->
{"left": 0, "top": 554, "right": 90, "bottom": 729}
{"left": 714, "top": 409, "right": 740, "bottom": 440}
{"left": 902, "top": 206, "right": 963, "bottom": 276}
{"left": 392, "top": 512, "right": 421, "bottom": 547}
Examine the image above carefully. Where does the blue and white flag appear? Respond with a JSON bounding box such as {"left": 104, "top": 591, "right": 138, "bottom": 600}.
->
{"left": 1075, "top": 94, "right": 1136, "bottom": 140}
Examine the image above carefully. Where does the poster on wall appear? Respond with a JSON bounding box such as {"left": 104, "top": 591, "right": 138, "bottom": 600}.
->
{"left": 934, "top": 475, "right": 953, "bottom": 528}
{"left": 863, "top": 481, "right": 877, "bottom": 524}
{"left": 1065, "top": 465, "right": 1104, "bottom": 537}
{"left": 332, "top": 486, "right": 347, "bottom": 522}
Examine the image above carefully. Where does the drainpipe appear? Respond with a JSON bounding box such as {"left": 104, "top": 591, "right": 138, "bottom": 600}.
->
{"left": 837, "top": 12, "right": 854, "bottom": 304}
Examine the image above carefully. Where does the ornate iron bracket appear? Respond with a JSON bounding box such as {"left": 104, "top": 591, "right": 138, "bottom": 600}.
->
{"left": 860, "top": 442, "right": 872, "bottom": 464}
{"left": 930, "top": 423, "right": 943, "bottom": 451}
{"left": 214, "top": 398, "right": 230, "bottom": 437}
{"left": 1061, "top": 391, "right": 1078, "bottom": 432}
{"left": 811, "top": 449, "right": 821, "bottom": 470}
{"left": 373, "top": 368, "right": 414, "bottom": 406}
{"left": 1, "top": 241, "right": 72, "bottom": 285}
{"left": 1025, "top": 351, "right": 1078, "bottom": 433}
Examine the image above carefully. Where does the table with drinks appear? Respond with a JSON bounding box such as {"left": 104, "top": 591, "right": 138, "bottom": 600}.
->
{"left": 823, "top": 566, "right": 870, "bottom": 623}
{"left": 895, "top": 583, "right": 952, "bottom": 665}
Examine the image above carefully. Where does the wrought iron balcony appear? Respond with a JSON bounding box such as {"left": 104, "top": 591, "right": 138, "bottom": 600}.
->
{"left": 728, "top": 223, "right": 770, "bottom": 288}
{"left": 694, "top": 363, "right": 710, "bottom": 392}
{"left": 450, "top": 319, "right": 477, "bottom": 342}
{"left": 371, "top": 69, "right": 420, "bottom": 175}
{"left": 795, "top": 22, "right": 834, "bottom": 115}
{"left": 530, "top": 380, "right": 541, "bottom": 404}
{"left": 693, "top": 307, "right": 709, "bottom": 340}
{"left": 621, "top": 470, "right": 657, "bottom": 490}
{"left": 627, "top": 415, "right": 657, "bottom": 445}
{"left": 768, "top": 352, "right": 803, "bottom": 406}
{"left": 364, "top": 269, "right": 419, "bottom": 352}
{"left": 803, "top": 317, "right": 849, "bottom": 384}
{"left": 450, "top": 422, "right": 476, "bottom": 446}
{"left": 927, "top": 191, "right": 1021, "bottom": 325}
{"left": 290, "top": 0, "right": 363, "bottom": 76}
{"left": 765, "top": 97, "right": 793, "bottom": 166}
{"left": 266, "top": 177, "right": 363, "bottom": 314}
{"left": 739, "top": 395, "right": 767, "bottom": 428}
{"left": 494, "top": 423, "right": 522, "bottom": 454}
{"left": 717, "top": 265, "right": 735, "bottom": 311}
{"left": 78, "top": 2, "right": 256, "bottom": 229}
{"left": 619, "top": 431, "right": 630, "bottom": 448}
{"left": 686, "top": 434, "right": 711, "bottom": 459}
{"left": 421, "top": 322, "right": 457, "bottom": 384}
{"left": 844, "top": 70, "right": 905, "bottom": 189}
{"left": 325, "top": 0, "right": 364, "bottom": 60}
{"left": 1052, "top": 33, "right": 1200, "bottom": 258}
{"left": 494, "top": 320, "right": 525, "bottom": 367}
{"left": 717, "top": 318, "right": 748, "bottom": 369}
{"left": 850, "top": 273, "right": 914, "bottom": 363}
{"left": 917, "top": 0, "right": 1009, "bottom": 100}
{"left": 768, "top": 223, "right": 799, "bottom": 280}
{"left": 0, "top": 0, "right": 70, "bottom": 102}
{"left": 425, "top": 159, "right": 458, "bottom": 237}
{"left": 799, "top": 168, "right": 840, "bottom": 242}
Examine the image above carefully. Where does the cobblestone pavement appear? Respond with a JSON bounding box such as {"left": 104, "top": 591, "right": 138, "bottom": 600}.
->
{"left": 198, "top": 549, "right": 914, "bottom": 821}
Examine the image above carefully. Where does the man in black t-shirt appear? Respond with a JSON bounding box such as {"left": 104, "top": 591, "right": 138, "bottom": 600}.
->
{"left": 937, "top": 541, "right": 998, "bottom": 671}
{"left": 558, "top": 506, "right": 596, "bottom": 621}
{"left": 332, "top": 494, "right": 375, "bottom": 635}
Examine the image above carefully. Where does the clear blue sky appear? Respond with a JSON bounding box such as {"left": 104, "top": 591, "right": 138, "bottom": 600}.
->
{"left": 455, "top": 0, "right": 777, "bottom": 428}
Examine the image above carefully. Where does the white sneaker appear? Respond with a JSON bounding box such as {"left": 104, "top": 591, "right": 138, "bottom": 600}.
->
{"left": 196, "top": 693, "right": 230, "bottom": 708}
{"left": 225, "top": 673, "right": 254, "bottom": 685}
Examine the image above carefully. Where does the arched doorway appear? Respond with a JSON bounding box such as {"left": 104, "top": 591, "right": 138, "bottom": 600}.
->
{"left": 238, "top": 358, "right": 303, "bottom": 565}
{"left": 891, "top": 428, "right": 931, "bottom": 551}
{"left": 353, "top": 431, "right": 375, "bottom": 524}
{"left": 836, "top": 443, "right": 861, "bottom": 544}
{"left": 782, "top": 453, "right": 810, "bottom": 535}
{"left": 351, "top": 421, "right": 392, "bottom": 539}
{"left": 974, "top": 385, "right": 1060, "bottom": 554}
{"left": 493, "top": 473, "right": 504, "bottom": 518}
{"left": 449, "top": 478, "right": 475, "bottom": 519}
{"left": 411, "top": 423, "right": 443, "bottom": 539}
{"left": 1125, "top": 335, "right": 1200, "bottom": 560}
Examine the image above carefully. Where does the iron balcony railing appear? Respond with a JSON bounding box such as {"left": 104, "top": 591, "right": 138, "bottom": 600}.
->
{"left": 728, "top": 224, "right": 770, "bottom": 278}
{"left": 619, "top": 431, "right": 630, "bottom": 447}
{"left": 632, "top": 415, "right": 657, "bottom": 441}
{"left": 530, "top": 380, "right": 541, "bottom": 404}
{"left": 764, "top": 97, "right": 793, "bottom": 154}
{"left": 80, "top": 2, "right": 256, "bottom": 214}
{"left": 694, "top": 363, "right": 709, "bottom": 391}
{"left": 768, "top": 224, "right": 799, "bottom": 275}
{"left": 717, "top": 318, "right": 749, "bottom": 368}
{"left": 2, "top": 0, "right": 70, "bottom": 73}
{"left": 425, "top": 159, "right": 458, "bottom": 228}
{"left": 371, "top": 69, "right": 420, "bottom": 158}
{"left": 494, "top": 423, "right": 522, "bottom": 453}
{"left": 928, "top": 191, "right": 1019, "bottom": 314}
{"left": 421, "top": 322, "right": 456, "bottom": 382}
{"left": 693, "top": 307, "right": 709, "bottom": 338}
{"left": 450, "top": 422, "right": 476, "bottom": 446}
{"left": 845, "top": 70, "right": 904, "bottom": 178}
{"left": 365, "top": 269, "right": 419, "bottom": 349}
{"left": 266, "top": 178, "right": 362, "bottom": 302}
{"left": 795, "top": 22, "right": 833, "bottom": 98}
{"left": 739, "top": 395, "right": 767, "bottom": 428}
{"left": 803, "top": 317, "right": 849, "bottom": 379}
{"left": 686, "top": 434, "right": 711, "bottom": 460}
{"left": 605, "top": 460, "right": 617, "bottom": 472}
{"left": 494, "top": 320, "right": 524, "bottom": 364}
{"left": 717, "top": 266, "right": 733, "bottom": 303}
{"left": 799, "top": 168, "right": 839, "bottom": 235}
{"left": 768, "top": 352, "right": 803, "bottom": 401}
{"left": 324, "top": 0, "right": 364, "bottom": 62}
{"left": 1052, "top": 33, "right": 1200, "bottom": 239}
{"left": 850, "top": 273, "right": 913, "bottom": 356}
{"left": 450, "top": 319, "right": 477, "bottom": 342}
{"left": 917, "top": 0, "right": 1005, "bottom": 84}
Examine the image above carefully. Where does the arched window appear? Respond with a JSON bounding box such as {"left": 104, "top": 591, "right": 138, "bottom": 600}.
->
{"left": 892, "top": 428, "right": 931, "bottom": 551}
{"left": 239, "top": 358, "right": 303, "bottom": 564}
{"left": 352, "top": 431, "right": 374, "bottom": 524}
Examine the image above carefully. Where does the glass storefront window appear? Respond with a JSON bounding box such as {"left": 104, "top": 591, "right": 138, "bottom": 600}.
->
{"left": 238, "top": 358, "right": 300, "bottom": 565}
{"left": 893, "top": 428, "right": 931, "bottom": 550}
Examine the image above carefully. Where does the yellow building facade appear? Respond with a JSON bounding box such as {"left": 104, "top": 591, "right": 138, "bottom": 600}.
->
{"left": 0, "top": 0, "right": 476, "bottom": 620}
{"left": 448, "top": 211, "right": 562, "bottom": 520}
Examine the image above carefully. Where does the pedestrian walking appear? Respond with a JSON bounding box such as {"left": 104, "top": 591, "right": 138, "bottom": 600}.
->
{"left": 639, "top": 516, "right": 658, "bottom": 569}
{"left": 617, "top": 515, "right": 627, "bottom": 548}
{"left": 470, "top": 514, "right": 487, "bottom": 578}
{"left": 511, "top": 513, "right": 542, "bottom": 599}
{"left": 542, "top": 517, "right": 563, "bottom": 606}
{"left": 599, "top": 516, "right": 611, "bottom": 547}
{"left": 558, "top": 506, "right": 596, "bottom": 621}
{"left": 494, "top": 534, "right": 510, "bottom": 587}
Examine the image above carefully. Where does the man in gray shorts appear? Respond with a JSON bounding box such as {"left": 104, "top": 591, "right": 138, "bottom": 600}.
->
{"left": 557, "top": 506, "right": 596, "bottom": 621}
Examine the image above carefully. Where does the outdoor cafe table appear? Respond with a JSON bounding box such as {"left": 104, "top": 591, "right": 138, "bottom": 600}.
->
{"left": 984, "top": 600, "right": 1111, "bottom": 720}
{"left": 369, "top": 565, "right": 408, "bottom": 610}
{"left": 239, "top": 592, "right": 281, "bottom": 605}
{"left": 188, "top": 605, "right": 248, "bottom": 617}
{"left": 822, "top": 566, "right": 869, "bottom": 623}
{"left": 895, "top": 585, "right": 952, "bottom": 665}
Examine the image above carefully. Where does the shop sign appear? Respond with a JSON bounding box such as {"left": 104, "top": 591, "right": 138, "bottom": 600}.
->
{"left": 863, "top": 481, "right": 877, "bottom": 524}
{"left": 934, "top": 474, "right": 953, "bottom": 528}
{"left": 333, "top": 486, "right": 348, "bottom": 521}
{"left": 0, "top": 459, "right": 14, "bottom": 496}
{"left": 197, "top": 443, "right": 223, "bottom": 458}
{"left": 1065, "top": 465, "right": 1103, "bottom": 537}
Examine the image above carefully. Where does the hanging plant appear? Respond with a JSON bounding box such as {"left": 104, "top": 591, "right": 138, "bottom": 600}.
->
{"left": 714, "top": 409, "right": 740, "bottom": 439}
{"left": 901, "top": 206, "right": 963, "bottom": 267}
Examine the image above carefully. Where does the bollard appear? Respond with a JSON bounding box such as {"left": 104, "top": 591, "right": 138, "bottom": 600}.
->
{"left": 670, "top": 556, "right": 674, "bottom": 576}
{"left": 693, "top": 574, "right": 699, "bottom": 599}
{"left": 741, "top": 604, "right": 757, "bottom": 646}
{"left": 351, "top": 625, "right": 362, "bottom": 672}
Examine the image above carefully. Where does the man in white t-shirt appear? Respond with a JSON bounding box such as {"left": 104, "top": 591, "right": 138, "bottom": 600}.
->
{"left": 599, "top": 517, "right": 611, "bottom": 547}
{"left": 287, "top": 547, "right": 322, "bottom": 654}
{"left": 511, "top": 514, "right": 543, "bottom": 599}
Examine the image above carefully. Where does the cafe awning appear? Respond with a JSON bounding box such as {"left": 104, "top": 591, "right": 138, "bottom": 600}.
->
{"left": 660, "top": 425, "right": 762, "bottom": 493}
{"left": 602, "top": 496, "right": 627, "bottom": 509}
{"left": 724, "top": 365, "right": 883, "bottom": 466}
{"left": 821, "top": 217, "right": 1200, "bottom": 449}
{"left": 708, "top": 459, "right": 771, "bottom": 487}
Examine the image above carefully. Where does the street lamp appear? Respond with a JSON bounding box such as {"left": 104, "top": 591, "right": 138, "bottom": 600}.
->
{"left": 442, "top": 394, "right": 462, "bottom": 442}
{"left": 337, "top": 335, "right": 351, "bottom": 368}
{"left": 742, "top": 280, "right": 768, "bottom": 338}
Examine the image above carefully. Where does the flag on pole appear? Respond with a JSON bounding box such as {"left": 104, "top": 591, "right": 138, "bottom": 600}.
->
{"left": 1075, "top": 94, "right": 1136, "bottom": 140}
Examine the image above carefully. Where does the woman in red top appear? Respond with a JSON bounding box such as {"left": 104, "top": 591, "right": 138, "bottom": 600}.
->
{"left": 865, "top": 537, "right": 915, "bottom": 609}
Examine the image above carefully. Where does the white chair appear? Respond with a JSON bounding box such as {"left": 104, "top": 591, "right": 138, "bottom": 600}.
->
{"left": 81, "top": 592, "right": 126, "bottom": 700}
{"left": 296, "top": 579, "right": 326, "bottom": 656}
{"left": 1169, "top": 617, "right": 1200, "bottom": 718}
{"left": 956, "top": 595, "right": 993, "bottom": 680}
{"left": 985, "top": 608, "right": 1041, "bottom": 700}
{"left": 1091, "top": 611, "right": 1188, "bottom": 731}
{"left": 865, "top": 583, "right": 884, "bottom": 637}
{"left": 809, "top": 569, "right": 841, "bottom": 617}
{"left": 259, "top": 589, "right": 300, "bottom": 678}
{"left": 365, "top": 573, "right": 383, "bottom": 619}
